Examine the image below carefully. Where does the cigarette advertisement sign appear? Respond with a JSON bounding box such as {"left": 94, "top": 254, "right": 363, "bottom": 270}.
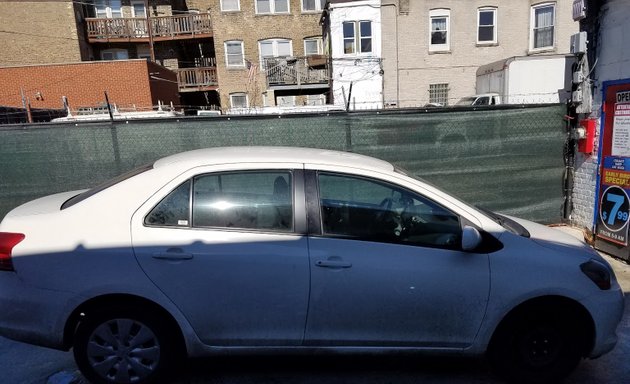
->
{"left": 597, "top": 157, "right": 630, "bottom": 245}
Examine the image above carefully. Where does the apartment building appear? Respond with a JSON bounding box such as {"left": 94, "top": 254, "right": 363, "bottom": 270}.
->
{"left": 1, "top": 0, "right": 217, "bottom": 110}
{"left": 184, "top": 0, "right": 328, "bottom": 111}
{"left": 380, "top": 0, "right": 579, "bottom": 107}
{"left": 0, "top": 0, "right": 91, "bottom": 66}
{"left": 322, "top": 0, "right": 383, "bottom": 110}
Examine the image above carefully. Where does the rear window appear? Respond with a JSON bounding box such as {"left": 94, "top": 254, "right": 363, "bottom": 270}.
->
{"left": 61, "top": 164, "right": 153, "bottom": 210}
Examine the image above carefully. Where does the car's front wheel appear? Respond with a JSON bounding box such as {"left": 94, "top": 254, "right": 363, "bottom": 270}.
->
{"left": 73, "top": 306, "right": 178, "bottom": 384}
{"left": 488, "top": 309, "right": 584, "bottom": 384}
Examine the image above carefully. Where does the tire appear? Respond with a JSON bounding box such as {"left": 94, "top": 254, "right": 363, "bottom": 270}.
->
{"left": 488, "top": 310, "right": 583, "bottom": 384}
{"left": 73, "top": 306, "right": 179, "bottom": 384}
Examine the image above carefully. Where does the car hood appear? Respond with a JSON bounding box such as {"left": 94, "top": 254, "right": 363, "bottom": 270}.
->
{"left": 506, "top": 216, "right": 597, "bottom": 257}
{"left": 2, "top": 190, "right": 87, "bottom": 219}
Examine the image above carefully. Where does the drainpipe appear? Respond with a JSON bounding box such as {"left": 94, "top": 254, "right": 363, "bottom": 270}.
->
{"left": 380, "top": 2, "right": 399, "bottom": 107}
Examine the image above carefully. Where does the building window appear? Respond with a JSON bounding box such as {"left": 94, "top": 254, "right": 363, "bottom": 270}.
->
{"left": 221, "top": 0, "right": 240, "bottom": 12}
{"left": 477, "top": 7, "right": 497, "bottom": 44}
{"left": 302, "top": 0, "right": 325, "bottom": 12}
{"left": 225, "top": 41, "right": 245, "bottom": 67}
{"left": 259, "top": 39, "right": 292, "bottom": 69}
{"left": 94, "top": 0, "right": 122, "bottom": 18}
{"left": 429, "top": 83, "right": 449, "bottom": 106}
{"left": 531, "top": 3, "right": 555, "bottom": 50}
{"left": 343, "top": 21, "right": 372, "bottom": 55}
{"left": 230, "top": 93, "right": 249, "bottom": 108}
{"left": 256, "top": 0, "right": 289, "bottom": 14}
{"left": 304, "top": 37, "right": 323, "bottom": 56}
{"left": 429, "top": 9, "right": 450, "bottom": 52}
{"left": 101, "top": 49, "right": 128, "bottom": 60}
{"left": 136, "top": 45, "right": 151, "bottom": 59}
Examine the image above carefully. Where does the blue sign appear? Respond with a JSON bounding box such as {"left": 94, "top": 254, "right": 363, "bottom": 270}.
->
{"left": 597, "top": 186, "right": 630, "bottom": 245}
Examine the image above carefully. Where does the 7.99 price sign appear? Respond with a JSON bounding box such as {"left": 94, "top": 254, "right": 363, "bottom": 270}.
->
{"left": 598, "top": 186, "right": 630, "bottom": 245}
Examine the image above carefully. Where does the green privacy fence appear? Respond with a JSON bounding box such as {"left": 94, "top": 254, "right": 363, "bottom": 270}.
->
{"left": 0, "top": 104, "right": 567, "bottom": 223}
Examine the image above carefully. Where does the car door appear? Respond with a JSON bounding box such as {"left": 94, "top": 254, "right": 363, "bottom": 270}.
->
{"left": 131, "top": 164, "right": 310, "bottom": 346}
{"left": 304, "top": 169, "right": 490, "bottom": 348}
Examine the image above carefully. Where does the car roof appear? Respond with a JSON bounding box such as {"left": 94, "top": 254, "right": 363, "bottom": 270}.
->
{"left": 153, "top": 146, "right": 395, "bottom": 172}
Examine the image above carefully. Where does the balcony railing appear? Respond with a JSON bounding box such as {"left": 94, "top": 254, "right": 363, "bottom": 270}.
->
{"left": 86, "top": 13, "right": 212, "bottom": 42}
{"left": 264, "top": 56, "right": 329, "bottom": 88}
{"left": 176, "top": 66, "right": 218, "bottom": 92}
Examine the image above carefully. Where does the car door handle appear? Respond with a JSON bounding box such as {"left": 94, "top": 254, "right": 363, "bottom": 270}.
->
{"left": 315, "top": 260, "right": 352, "bottom": 268}
{"left": 152, "top": 248, "right": 194, "bottom": 261}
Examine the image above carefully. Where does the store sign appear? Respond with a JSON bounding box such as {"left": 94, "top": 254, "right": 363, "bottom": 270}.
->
{"left": 612, "top": 93, "right": 630, "bottom": 156}
{"left": 597, "top": 157, "right": 630, "bottom": 245}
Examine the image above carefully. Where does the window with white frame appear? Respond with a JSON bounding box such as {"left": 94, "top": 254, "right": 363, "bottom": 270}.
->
{"left": 302, "top": 0, "right": 325, "bottom": 12}
{"left": 342, "top": 21, "right": 372, "bottom": 55}
{"left": 259, "top": 39, "right": 292, "bottom": 69}
{"left": 94, "top": 0, "right": 122, "bottom": 18}
{"left": 221, "top": 0, "right": 240, "bottom": 11}
{"left": 225, "top": 41, "right": 245, "bottom": 68}
{"left": 304, "top": 37, "right": 323, "bottom": 56}
{"left": 230, "top": 93, "right": 248, "bottom": 108}
{"left": 531, "top": 3, "right": 555, "bottom": 50}
{"left": 101, "top": 49, "right": 128, "bottom": 60}
{"left": 477, "top": 7, "right": 497, "bottom": 44}
{"left": 429, "top": 83, "right": 449, "bottom": 105}
{"left": 256, "top": 0, "right": 289, "bottom": 14}
{"left": 429, "top": 9, "right": 450, "bottom": 52}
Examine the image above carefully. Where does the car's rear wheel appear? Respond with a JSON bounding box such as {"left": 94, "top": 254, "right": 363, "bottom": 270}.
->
{"left": 488, "top": 310, "right": 584, "bottom": 384}
{"left": 73, "top": 307, "right": 178, "bottom": 384}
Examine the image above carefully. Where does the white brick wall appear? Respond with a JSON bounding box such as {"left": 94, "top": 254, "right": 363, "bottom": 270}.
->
{"left": 570, "top": 0, "right": 630, "bottom": 230}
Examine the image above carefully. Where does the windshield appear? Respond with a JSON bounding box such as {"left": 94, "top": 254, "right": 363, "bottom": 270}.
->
{"left": 455, "top": 97, "right": 477, "bottom": 106}
{"left": 61, "top": 163, "right": 153, "bottom": 210}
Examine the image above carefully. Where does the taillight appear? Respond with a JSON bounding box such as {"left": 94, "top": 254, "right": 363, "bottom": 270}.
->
{"left": 0, "top": 232, "right": 25, "bottom": 271}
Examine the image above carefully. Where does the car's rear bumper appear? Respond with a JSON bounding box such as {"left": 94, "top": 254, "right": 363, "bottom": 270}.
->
{"left": 0, "top": 272, "right": 75, "bottom": 350}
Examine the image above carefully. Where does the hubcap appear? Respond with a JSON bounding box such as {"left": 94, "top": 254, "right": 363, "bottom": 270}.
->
{"left": 519, "top": 327, "right": 562, "bottom": 368}
{"left": 86, "top": 318, "right": 160, "bottom": 383}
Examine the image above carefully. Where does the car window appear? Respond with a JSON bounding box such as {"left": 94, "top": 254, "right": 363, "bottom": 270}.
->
{"left": 318, "top": 173, "right": 461, "bottom": 248}
{"left": 192, "top": 171, "right": 293, "bottom": 231}
{"left": 145, "top": 180, "right": 191, "bottom": 226}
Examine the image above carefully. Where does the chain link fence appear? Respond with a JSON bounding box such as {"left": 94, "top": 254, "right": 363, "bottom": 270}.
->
{"left": 0, "top": 104, "right": 567, "bottom": 223}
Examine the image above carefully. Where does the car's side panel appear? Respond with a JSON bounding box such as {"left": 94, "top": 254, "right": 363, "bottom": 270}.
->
{"left": 131, "top": 163, "right": 311, "bottom": 346}
{"left": 301, "top": 166, "right": 491, "bottom": 348}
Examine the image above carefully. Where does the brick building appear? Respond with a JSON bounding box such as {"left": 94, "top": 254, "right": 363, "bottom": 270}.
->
{"left": 186, "top": 0, "right": 327, "bottom": 110}
{"left": 0, "top": 0, "right": 91, "bottom": 66}
{"left": 0, "top": 60, "right": 179, "bottom": 111}
{"left": 380, "top": 0, "right": 579, "bottom": 107}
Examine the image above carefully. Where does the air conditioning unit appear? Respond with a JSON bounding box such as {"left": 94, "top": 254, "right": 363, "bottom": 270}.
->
{"left": 572, "top": 0, "right": 586, "bottom": 21}
{"left": 571, "top": 32, "right": 587, "bottom": 54}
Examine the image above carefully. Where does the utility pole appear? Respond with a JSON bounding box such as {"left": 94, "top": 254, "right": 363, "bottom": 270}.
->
{"left": 145, "top": 0, "right": 156, "bottom": 62}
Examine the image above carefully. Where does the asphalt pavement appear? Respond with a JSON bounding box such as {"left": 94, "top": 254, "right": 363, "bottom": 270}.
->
{"left": 1, "top": 225, "right": 628, "bottom": 384}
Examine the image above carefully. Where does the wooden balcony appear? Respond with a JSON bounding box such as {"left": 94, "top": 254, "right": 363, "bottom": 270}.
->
{"left": 265, "top": 56, "right": 330, "bottom": 90}
{"left": 86, "top": 13, "right": 212, "bottom": 43}
{"left": 176, "top": 67, "right": 218, "bottom": 92}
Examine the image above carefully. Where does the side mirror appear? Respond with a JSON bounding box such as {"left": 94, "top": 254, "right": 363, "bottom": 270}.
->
{"left": 462, "top": 226, "right": 482, "bottom": 251}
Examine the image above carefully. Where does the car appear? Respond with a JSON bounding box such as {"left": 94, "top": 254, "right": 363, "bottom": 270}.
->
{"left": 0, "top": 146, "right": 624, "bottom": 384}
